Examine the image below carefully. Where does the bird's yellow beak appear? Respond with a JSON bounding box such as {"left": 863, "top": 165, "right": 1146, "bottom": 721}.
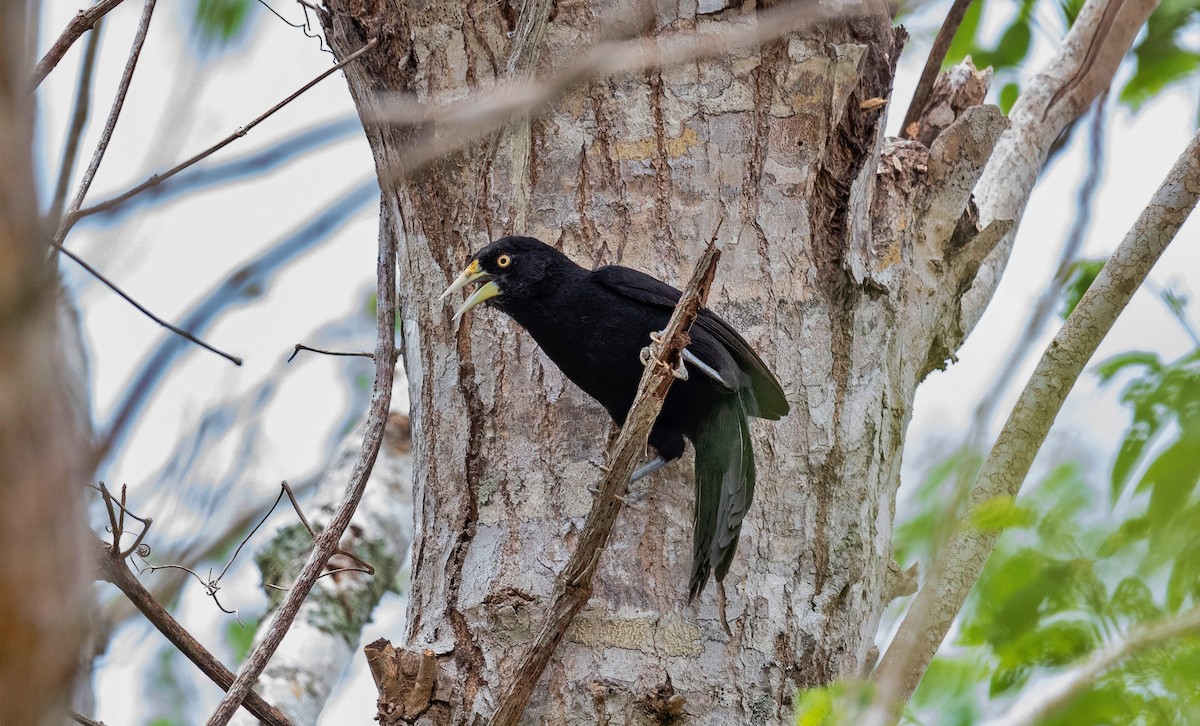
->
{"left": 440, "top": 259, "right": 500, "bottom": 322}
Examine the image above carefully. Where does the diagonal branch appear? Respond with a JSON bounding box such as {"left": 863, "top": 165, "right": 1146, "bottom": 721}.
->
{"left": 48, "top": 17, "right": 105, "bottom": 224}
{"left": 203, "top": 173, "right": 396, "bottom": 726}
{"left": 49, "top": 240, "right": 243, "bottom": 365}
{"left": 486, "top": 238, "right": 722, "bottom": 726}
{"left": 93, "top": 538, "right": 295, "bottom": 726}
{"left": 868, "top": 125, "right": 1200, "bottom": 723}
{"left": 33, "top": 0, "right": 129, "bottom": 87}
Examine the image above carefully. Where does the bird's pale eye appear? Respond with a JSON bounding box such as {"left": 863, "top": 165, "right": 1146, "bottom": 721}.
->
{"left": 497, "top": 254, "right": 512, "bottom": 269}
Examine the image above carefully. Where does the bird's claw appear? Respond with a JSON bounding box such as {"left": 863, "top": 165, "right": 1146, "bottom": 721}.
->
{"left": 640, "top": 333, "right": 687, "bottom": 380}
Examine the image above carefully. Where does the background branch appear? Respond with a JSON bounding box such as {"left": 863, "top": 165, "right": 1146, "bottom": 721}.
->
{"left": 32, "top": 0, "right": 127, "bottom": 87}
{"left": 93, "top": 538, "right": 295, "bottom": 726}
{"left": 869, "top": 124, "right": 1200, "bottom": 722}
{"left": 486, "top": 240, "right": 721, "bottom": 726}
{"left": 48, "top": 18, "right": 104, "bottom": 224}
{"left": 54, "top": 0, "right": 156, "bottom": 245}
{"left": 203, "top": 177, "right": 397, "bottom": 726}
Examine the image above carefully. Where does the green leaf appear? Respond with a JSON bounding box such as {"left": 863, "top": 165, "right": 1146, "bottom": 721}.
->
{"left": 226, "top": 618, "right": 258, "bottom": 663}
{"left": 1111, "top": 576, "right": 1162, "bottom": 621}
{"left": 969, "top": 495, "right": 1037, "bottom": 533}
{"left": 194, "top": 0, "right": 253, "bottom": 44}
{"left": 1094, "top": 352, "right": 1163, "bottom": 384}
{"left": 1060, "top": 258, "right": 1106, "bottom": 319}
{"left": 989, "top": 20, "right": 1032, "bottom": 69}
{"left": 944, "top": 0, "right": 986, "bottom": 68}
{"left": 998, "top": 82, "right": 1020, "bottom": 114}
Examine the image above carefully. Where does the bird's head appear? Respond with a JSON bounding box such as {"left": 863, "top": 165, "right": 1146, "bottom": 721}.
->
{"left": 440, "top": 236, "right": 567, "bottom": 321}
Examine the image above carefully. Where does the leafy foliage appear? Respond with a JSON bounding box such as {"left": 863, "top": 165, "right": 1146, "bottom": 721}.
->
{"left": 901, "top": 334, "right": 1200, "bottom": 723}
{"left": 943, "top": 0, "right": 1200, "bottom": 113}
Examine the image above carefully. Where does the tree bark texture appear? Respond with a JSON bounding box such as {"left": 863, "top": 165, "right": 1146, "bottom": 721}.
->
{"left": 321, "top": 1, "right": 1005, "bottom": 722}
{"left": 0, "top": 2, "right": 92, "bottom": 724}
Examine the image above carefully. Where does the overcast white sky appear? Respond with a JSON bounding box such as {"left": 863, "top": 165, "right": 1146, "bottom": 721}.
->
{"left": 34, "top": 1, "right": 1199, "bottom": 723}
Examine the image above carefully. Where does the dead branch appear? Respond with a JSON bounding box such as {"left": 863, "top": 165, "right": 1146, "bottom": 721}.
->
{"left": 204, "top": 157, "right": 398, "bottom": 726}
{"left": 868, "top": 125, "right": 1200, "bottom": 724}
{"left": 33, "top": 0, "right": 129, "bottom": 87}
{"left": 486, "top": 236, "right": 722, "bottom": 726}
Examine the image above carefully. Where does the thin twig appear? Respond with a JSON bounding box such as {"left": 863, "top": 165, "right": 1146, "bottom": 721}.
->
{"left": 49, "top": 240, "right": 243, "bottom": 365}
{"left": 288, "top": 343, "right": 374, "bottom": 363}
{"left": 205, "top": 155, "right": 399, "bottom": 726}
{"left": 902, "top": 0, "right": 973, "bottom": 137}
{"left": 53, "top": 0, "right": 156, "bottom": 245}
{"left": 74, "top": 38, "right": 378, "bottom": 221}
{"left": 868, "top": 126, "right": 1200, "bottom": 725}
{"left": 69, "top": 712, "right": 106, "bottom": 726}
{"left": 48, "top": 19, "right": 104, "bottom": 224}
{"left": 94, "top": 538, "right": 296, "bottom": 726}
{"left": 487, "top": 233, "right": 723, "bottom": 726}
{"left": 984, "top": 608, "right": 1200, "bottom": 726}
{"left": 32, "top": 0, "right": 128, "bottom": 87}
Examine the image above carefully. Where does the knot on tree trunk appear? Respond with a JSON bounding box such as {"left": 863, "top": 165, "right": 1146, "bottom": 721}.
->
{"left": 365, "top": 640, "right": 449, "bottom": 724}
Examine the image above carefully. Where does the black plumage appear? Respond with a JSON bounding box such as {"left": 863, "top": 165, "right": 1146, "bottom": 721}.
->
{"left": 442, "top": 235, "right": 788, "bottom": 598}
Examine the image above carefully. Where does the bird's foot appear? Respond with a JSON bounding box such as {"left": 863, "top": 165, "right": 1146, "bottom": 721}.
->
{"left": 640, "top": 330, "right": 687, "bottom": 380}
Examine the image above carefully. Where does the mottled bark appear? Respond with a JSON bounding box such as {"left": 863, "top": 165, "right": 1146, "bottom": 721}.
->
{"left": 319, "top": 1, "right": 1002, "bottom": 722}
{"left": 0, "top": 2, "right": 91, "bottom": 724}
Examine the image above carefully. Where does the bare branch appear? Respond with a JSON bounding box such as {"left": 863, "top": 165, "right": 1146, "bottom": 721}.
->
{"left": 54, "top": 0, "right": 156, "bottom": 244}
{"left": 984, "top": 608, "right": 1200, "bottom": 726}
{"left": 94, "top": 538, "right": 296, "bottom": 726}
{"left": 288, "top": 343, "right": 374, "bottom": 362}
{"left": 869, "top": 126, "right": 1200, "bottom": 723}
{"left": 48, "top": 19, "right": 104, "bottom": 224}
{"left": 204, "top": 161, "right": 397, "bottom": 726}
{"left": 486, "top": 234, "right": 722, "bottom": 726}
{"left": 48, "top": 239, "right": 243, "bottom": 365}
{"left": 33, "top": 0, "right": 128, "bottom": 87}
{"left": 902, "top": 0, "right": 974, "bottom": 138}
{"left": 74, "top": 38, "right": 378, "bottom": 221}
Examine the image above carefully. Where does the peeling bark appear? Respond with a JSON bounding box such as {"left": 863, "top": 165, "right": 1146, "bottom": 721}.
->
{"left": 319, "top": 1, "right": 1004, "bottom": 722}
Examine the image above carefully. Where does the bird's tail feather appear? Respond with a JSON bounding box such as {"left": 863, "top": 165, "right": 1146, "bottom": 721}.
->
{"left": 688, "top": 391, "right": 755, "bottom": 601}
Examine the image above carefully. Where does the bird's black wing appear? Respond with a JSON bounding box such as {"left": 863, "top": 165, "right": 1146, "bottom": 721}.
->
{"left": 593, "top": 265, "right": 789, "bottom": 419}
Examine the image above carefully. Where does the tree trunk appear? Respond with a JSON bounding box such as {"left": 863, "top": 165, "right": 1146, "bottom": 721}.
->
{"left": 0, "top": 2, "right": 91, "bottom": 724}
{"left": 321, "top": 1, "right": 1003, "bottom": 722}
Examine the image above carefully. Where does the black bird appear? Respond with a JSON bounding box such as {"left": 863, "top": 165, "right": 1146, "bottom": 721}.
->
{"left": 441, "top": 236, "right": 788, "bottom": 598}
